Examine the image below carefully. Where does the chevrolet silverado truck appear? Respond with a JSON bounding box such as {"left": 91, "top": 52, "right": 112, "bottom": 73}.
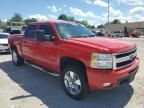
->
{"left": 8, "top": 20, "right": 139, "bottom": 100}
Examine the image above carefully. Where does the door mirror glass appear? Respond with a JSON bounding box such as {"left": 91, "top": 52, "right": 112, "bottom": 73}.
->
{"left": 36, "top": 30, "right": 45, "bottom": 42}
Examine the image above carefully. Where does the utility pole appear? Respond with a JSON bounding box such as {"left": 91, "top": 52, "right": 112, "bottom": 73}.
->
{"left": 108, "top": 0, "right": 110, "bottom": 24}
{"left": 107, "top": 0, "right": 110, "bottom": 36}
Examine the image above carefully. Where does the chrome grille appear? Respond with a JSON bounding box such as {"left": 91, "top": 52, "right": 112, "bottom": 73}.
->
{"left": 113, "top": 48, "right": 137, "bottom": 70}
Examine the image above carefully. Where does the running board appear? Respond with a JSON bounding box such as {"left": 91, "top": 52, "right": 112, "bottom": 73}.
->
{"left": 25, "top": 62, "right": 60, "bottom": 77}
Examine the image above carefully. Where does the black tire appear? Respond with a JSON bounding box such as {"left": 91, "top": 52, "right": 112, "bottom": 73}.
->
{"left": 61, "top": 65, "right": 88, "bottom": 100}
{"left": 12, "top": 48, "right": 24, "bottom": 66}
{"left": 131, "top": 34, "right": 136, "bottom": 38}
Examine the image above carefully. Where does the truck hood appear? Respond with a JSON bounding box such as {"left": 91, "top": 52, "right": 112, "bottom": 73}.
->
{"left": 65, "top": 37, "right": 136, "bottom": 53}
{"left": 0, "top": 39, "right": 8, "bottom": 44}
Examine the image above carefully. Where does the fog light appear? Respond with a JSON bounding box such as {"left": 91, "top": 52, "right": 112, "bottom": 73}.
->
{"left": 103, "top": 83, "right": 112, "bottom": 87}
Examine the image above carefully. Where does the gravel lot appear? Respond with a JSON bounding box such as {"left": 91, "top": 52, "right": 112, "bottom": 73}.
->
{"left": 0, "top": 37, "right": 144, "bottom": 108}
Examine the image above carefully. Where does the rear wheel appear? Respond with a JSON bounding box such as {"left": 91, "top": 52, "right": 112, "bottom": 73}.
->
{"left": 12, "top": 48, "right": 24, "bottom": 66}
{"left": 61, "top": 65, "right": 88, "bottom": 100}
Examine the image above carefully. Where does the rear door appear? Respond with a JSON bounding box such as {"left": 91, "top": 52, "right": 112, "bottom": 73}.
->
{"left": 22, "top": 25, "right": 37, "bottom": 60}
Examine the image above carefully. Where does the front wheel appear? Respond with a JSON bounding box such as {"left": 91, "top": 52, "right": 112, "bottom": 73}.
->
{"left": 61, "top": 65, "right": 88, "bottom": 100}
{"left": 12, "top": 48, "right": 24, "bottom": 66}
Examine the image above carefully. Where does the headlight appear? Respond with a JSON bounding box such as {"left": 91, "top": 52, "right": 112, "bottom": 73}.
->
{"left": 90, "top": 53, "right": 113, "bottom": 69}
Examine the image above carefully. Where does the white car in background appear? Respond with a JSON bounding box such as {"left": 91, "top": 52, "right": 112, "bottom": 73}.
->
{"left": 0, "top": 33, "right": 10, "bottom": 53}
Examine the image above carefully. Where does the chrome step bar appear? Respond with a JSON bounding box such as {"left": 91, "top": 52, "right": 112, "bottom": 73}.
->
{"left": 25, "top": 61, "right": 60, "bottom": 77}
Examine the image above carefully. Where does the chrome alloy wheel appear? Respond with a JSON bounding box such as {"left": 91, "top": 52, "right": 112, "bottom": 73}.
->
{"left": 64, "top": 71, "right": 81, "bottom": 95}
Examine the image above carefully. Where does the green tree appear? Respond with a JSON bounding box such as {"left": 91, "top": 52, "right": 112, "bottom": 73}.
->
{"left": 112, "top": 19, "right": 121, "bottom": 24}
{"left": 0, "top": 19, "right": 5, "bottom": 29}
{"left": 6, "top": 13, "right": 23, "bottom": 26}
{"left": 105, "top": 19, "right": 121, "bottom": 25}
{"left": 79, "top": 20, "right": 89, "bottom": 27}
{"left": 10, "top": 13, "right": 23, "bottom": 22}
{"left": 90, "top": 25, "right": 96, "bottom": 29}
{"left": 0, "top": 19, "right": 2, "bottom": 28}
{"left": 5, "top": 20, "right": 11, "bottom": 26}
{"left": 97, "top": 24, "right": 104, "bottom": 29}
{"left": 58, "top": 14, "right": 69, "bottom": 21}
{"left": 68, "top": 16, "right": 75, "bottom": 21}
{"left": 58, "top": 14, "right": 75, "bottom": 21}
{"left": 24, "top": 18, "right": 37, "bottom": 25}
{"left": 58, "top": 14, "right": 94, "bottom": 29}
{"left": 77, "top": 20, "right": 95, "bottom": 29}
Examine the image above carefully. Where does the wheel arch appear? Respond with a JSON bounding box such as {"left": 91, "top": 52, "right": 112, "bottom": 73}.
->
{"left": 60, "top": 56, "right": 89, "bottom": 84}
{"left": 60, "top": 56, "right": 86, "bottom": 72}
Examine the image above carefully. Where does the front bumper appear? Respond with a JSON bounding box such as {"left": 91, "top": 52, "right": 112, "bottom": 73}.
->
{"left": 86, "top": 58, "right": 139, "bottom": 90}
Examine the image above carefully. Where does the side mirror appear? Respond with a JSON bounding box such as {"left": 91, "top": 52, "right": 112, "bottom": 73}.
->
{"left": 36, "top": 30, "right": 45, "bottom": 42}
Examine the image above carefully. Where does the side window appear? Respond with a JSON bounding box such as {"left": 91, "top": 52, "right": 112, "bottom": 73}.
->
{"left": 39, "top": 24, "right": 55, "bottom": 40}
{"left": 25, "top": 25, "right": 37, "bottom": 38}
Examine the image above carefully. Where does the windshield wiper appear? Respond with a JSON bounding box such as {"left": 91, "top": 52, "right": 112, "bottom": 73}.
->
{"left": 87, "top": 35, "right": 96, "bottom": 37}
{"left": 70, "top": 34, "right": 96, "bottom": 38}
{"left": 73, "top": 34, "right": 89, "bottom": 38}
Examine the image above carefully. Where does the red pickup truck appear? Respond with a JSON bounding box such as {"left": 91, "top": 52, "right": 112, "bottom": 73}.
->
{"left": 8, "top": 20, "right": 139, "bottom": 100}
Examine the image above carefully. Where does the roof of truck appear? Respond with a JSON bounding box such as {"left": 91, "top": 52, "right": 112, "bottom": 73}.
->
{"left": 30, "top": 20, "right": 73, "bottom": 25}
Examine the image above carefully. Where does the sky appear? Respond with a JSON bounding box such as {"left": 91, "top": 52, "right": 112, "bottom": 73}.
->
{"left": 0, "top": 0, "right": 144, "bottom": 26}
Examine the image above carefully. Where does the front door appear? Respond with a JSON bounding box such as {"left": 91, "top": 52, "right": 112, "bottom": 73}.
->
{"left": 35, "top": 24, "right": 59, "bottom": 71}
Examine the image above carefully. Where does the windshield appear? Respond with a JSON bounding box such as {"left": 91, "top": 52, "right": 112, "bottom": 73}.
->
{"left": 55, "top": 23, "right": 95, "bottom": 39}
{"left": 0, "top": 34, "right": 9, "bottom": 39}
